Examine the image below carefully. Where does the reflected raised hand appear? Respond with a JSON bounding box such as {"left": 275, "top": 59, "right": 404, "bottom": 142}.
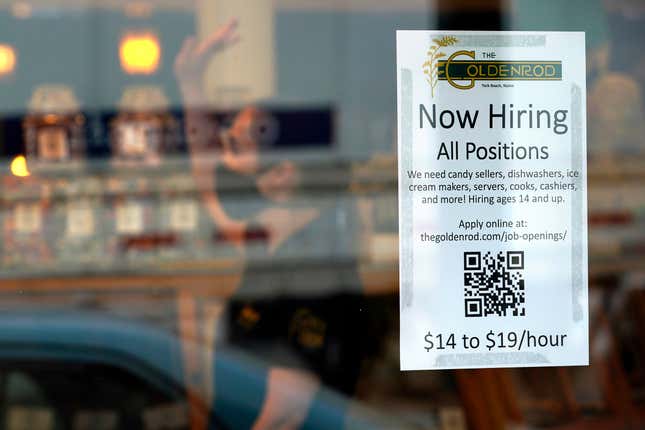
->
{"left": 174, "top": 18, "right": 240, "bottom": 89}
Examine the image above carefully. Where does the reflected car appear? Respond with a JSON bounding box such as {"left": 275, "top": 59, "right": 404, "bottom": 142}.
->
{"left": 0, "top": 312, "right": 414, "bottom": 430}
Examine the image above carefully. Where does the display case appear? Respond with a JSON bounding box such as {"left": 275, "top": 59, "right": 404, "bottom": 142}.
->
{"left": 110, "top": 86, "right": 180, "bottom": 166}
{"left": 23, "top": 85, "right": 86, "bottom": 169}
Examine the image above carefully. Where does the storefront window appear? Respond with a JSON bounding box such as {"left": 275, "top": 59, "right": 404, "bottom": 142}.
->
{"left": 0, "top": 1, "right": 643, "bottom": 429}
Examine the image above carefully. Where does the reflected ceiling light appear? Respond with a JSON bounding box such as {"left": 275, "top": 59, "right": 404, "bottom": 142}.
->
{"left": 10, "top": 155, "right": 30, "bottom": 177}
{"left": 0, "top": 44, "right": 17, "bottom": 77}
{"left": 119, "top": 32, "right": 161, "bottom": 75}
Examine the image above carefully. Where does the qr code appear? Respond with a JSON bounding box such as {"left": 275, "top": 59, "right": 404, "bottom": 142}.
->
{"left": 464, "top": 251, "right": 525, "bottom": 317}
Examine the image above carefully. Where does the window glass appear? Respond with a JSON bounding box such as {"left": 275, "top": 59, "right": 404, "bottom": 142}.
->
{"left": 0, "top": 1, "right": 643, "bottom": 429}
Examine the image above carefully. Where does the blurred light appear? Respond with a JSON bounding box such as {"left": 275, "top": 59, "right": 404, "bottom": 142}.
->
{"left": 119, "top": 33, "right": 161, "bottom": 75}
{"left": 12, "top": 1, "right": 32, "bottom": 19}
{"left": 10, "top": 155, "right": 30, "bottom": 177}
{"left": 0, "top": 44, "right": 17, "bottom": 77}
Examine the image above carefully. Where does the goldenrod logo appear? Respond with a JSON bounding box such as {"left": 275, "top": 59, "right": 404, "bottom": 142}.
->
{"left": 422, "top": 36, "right": 459, "bottom": 97}
{"left": 423, "top": 37, "right": 562, "bottom": 96}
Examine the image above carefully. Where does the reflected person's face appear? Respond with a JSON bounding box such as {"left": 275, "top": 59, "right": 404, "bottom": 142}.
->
{"left": 226, "top": 107, "right": 299, "bottom": 202}
{"left": 225, "top": 106, "right": 263, "bottom": 174}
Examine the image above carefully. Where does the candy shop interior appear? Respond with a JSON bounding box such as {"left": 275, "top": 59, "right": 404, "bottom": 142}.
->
{"left": 0, "top": 0, "right": 643, "bottom": 429}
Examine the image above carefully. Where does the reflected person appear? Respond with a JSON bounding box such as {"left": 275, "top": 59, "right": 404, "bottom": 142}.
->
{"left": 175, "top": 19, "right": 367, "bottom": 430}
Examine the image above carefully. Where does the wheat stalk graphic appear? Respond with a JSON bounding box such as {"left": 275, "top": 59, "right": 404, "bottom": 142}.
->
{"left": 423, "top": 36, "right": 458, "bottom": 97}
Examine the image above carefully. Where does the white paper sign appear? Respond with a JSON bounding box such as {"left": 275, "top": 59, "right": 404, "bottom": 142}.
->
{"left": 168, "top": 199, "right": 198, "bottom": 232}
{"left": 397, "top": 31, "right": 588, "bottom": 370}
{"left": 67, "top": 201, "right": 95, "bottom": 237}
{"left": 14, "top": 203, "right": 42, "bottom": 233}
{"left": 116, "top": 201, "right": 144, "bottom": 234}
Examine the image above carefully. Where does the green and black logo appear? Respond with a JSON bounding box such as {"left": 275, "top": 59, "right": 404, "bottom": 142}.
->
{"left": 423, "top": 36, "right": 562, "bottom": 97}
